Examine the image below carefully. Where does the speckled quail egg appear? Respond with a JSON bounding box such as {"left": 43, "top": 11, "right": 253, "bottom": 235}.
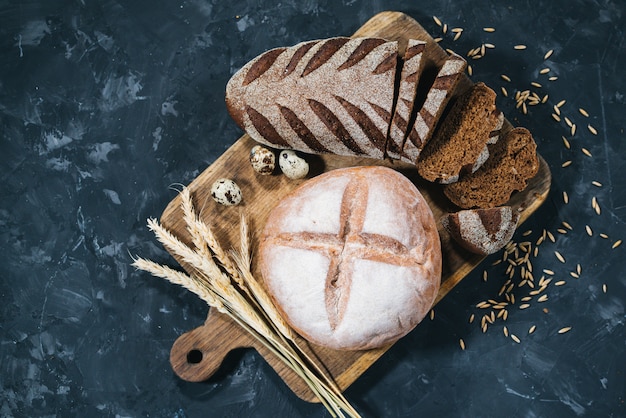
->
{"left": 279, "top": 150, "right": 309, "bottom": 179}
{"left": 210, "top": 178, "right": 242, "bottom": 206}
{"left": 249, "top": 145, "right": 276, "bottom": 175}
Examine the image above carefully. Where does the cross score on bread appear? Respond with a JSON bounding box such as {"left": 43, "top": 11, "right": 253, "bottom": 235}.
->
{"left": 259, "top": 167, "right": 441, "bottom": 351}
{"left": 267, "top": 176, "right": 429, "bottom": 330}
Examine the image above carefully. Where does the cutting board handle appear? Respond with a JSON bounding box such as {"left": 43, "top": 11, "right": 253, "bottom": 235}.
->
{"left": 170, "top": 309, "right": 255, "bottom": 382}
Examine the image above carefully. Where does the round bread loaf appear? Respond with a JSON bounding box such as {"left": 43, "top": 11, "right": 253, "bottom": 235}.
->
{"left": 259, "top": 166, "right": 441, "bottom": 351}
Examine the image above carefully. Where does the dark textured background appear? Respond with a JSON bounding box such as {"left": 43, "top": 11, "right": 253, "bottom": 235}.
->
{"left": 1, "top": 1, "right": 625, "bottom": 417}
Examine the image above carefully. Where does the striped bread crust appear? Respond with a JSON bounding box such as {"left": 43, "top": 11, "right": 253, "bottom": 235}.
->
{"left": 225, "top": 37, "right": 398, "bottom": 159}
{"left": 386, "top": 39, "right": 426, "bottom": 160}
{"left": 401, "top": 51, "right": 467, "bottom": 164}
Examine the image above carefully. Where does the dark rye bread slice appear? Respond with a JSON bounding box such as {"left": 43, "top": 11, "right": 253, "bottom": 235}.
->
{"left": 400, "top": 51, "right": 467, "bottom": 164}
{"left": 386, "top": 39, "right": 426, "bottom": 160}
{"left": 225, "top": 37, "right": 398, "bottom": 160}
{"left": 443, "top": 127, "right": 540, "bottom": 208}
{"left": 441, "top": 206, "right": 519, "bottom": 255}
{"left": 416, "top": 82, "right": 499, "bottom": 184}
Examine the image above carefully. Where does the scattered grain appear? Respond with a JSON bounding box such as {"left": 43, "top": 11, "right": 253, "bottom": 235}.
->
{"left": 434, "top": 37, "right": 443, "bottom": 43}
{"left": 460, "top": 338, "right": 466, "bottom": 350}
{"left": 501, "top": 86, "right": 509, "bottom": 97}
{"left": 564, "top": 116, "right": 573, "bottom": 127}
{"left": 469, "top": 313, "right": 475, "bottom": 323}
{"left": 600, "top": 233, "right": 609, "bottom": 239}
{"left": 433, "top": 16, "right": 442, "bottom": 26}
{"left": 571, "top": 124, "right": 577, "bottom": 136}
{"left": 519, "top": 303, "right": 531, "bottom": 310}
{"left": 556, "top": 99, "right": 566, "bottom": 108}
{"left": 555, "top": 251, "right": 566, "bottom": 263}
{"left": 562, "top": 136, "right": 570, "bottom": 149}
{"left": 531, "top": 81, "right": 542, "bottom": 88}
{"left": 484, "top": 27, "right": 496, "bottom": 32}
{"left": 613, "top": 240, "right": 623, "bottom": 249}
{"left": 539, "top": 68, "right": 550, "bottom": 74}
{"left": 537, "top": 294, "right": 549, "bottom": 303}
{"left": 514, "top": 44, "right": 527, "bottom": 50}
{"left": 544, "top": 49, "right": 554, "bottom": 60}
{"left": 563, "top": 191, "right": 569, "bottom": 204}
{"left": 555, "top": 280, "right": 566, "bottom": 286}
{"left": 443, "top": 23, "right": 448, "bottom": 34}
{"left": 553, "top": 105, "right": 561, "bottom": 115}
{"left": 558, "top": 326, "right": 572, "bottom": 334}
{"left": 549, "top": 76, "right": 558, "bottom": 81}
{"left": 529, "top": 325, "right": 537, "bottom": 334}
{"left": 501, "top": 74, "right": 511, "bottom": 82}
{"left": 552, "top": 113, "right": 561, "bottom": 122}
{"left": 592, "top": 196, "right": 601, "bottom": 215}
{"left": 579, "top": 108, "right": 590, "bottom": 117}
{"left": 511, "top": 334, "right": 521, "bottom": 343}
{"left": 430, "top": 309, "right": 435, "bottom": 320}
{"left": 562, "top": 221, "right": 573, "bottom": 230}
{"left": 592, "top": 181, "right": 602, "bottom": 187}
{"left": 582, "top": 148, "right": 592, "bottom": 157}
{"left": 561, "top": 160, "right": 572, "bottom": 168}
{"left": 603, "top": 284, "right": 607, "bottom": 293}
{"left": 588, "top": 124, "right": 598, "bottom": 135}
{"left": 586, "top": 225, "right": 593, "bottom": 236}
{"left": 467, "top": 65, "right": 473, "bottom": 76}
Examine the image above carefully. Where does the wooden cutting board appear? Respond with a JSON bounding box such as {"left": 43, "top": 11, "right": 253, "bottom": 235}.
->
{"left": 161, "top": 11, "right": 552, "bottom": 403}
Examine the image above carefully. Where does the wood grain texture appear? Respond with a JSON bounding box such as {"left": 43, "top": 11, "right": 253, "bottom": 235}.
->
{"left": 162, "top": 11, "right": 552, "bottom": 403}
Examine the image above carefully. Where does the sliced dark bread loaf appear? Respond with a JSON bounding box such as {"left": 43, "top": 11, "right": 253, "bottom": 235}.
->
{"left": 443, "top": 127, "right": 539, "bottom": 208}
{"left": 441, "top": 206, "right": 519, "bottom": 255}
{"left": 386, "top": 39, "right": 426, "bottom": 160}
{"left": 400, "top": 51, "right": 467, "bottom": 164}
{"left": 416, "top": 82, "right": 499, "bottom": 184}
{"left": 225, "top": 37, "right": 398, "bottom": 160}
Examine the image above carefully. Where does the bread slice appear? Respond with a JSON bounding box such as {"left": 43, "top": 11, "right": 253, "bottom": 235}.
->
{"left": 416, "top": 82, "right": 499, "bottom": 184}
{"left": 226, "top": 37, "right": 398, "bottom": 159}
{"left": 441, "top": 206, "right": 519, "bottom": 255}
{"left": 443, "top": 127, "right": 539, "bottom": 208}
{"left": 400, "top": 51, "right": 467, "bottom": 164}
{"left": 386, "top": 39, "right": 426, "bottom": 160}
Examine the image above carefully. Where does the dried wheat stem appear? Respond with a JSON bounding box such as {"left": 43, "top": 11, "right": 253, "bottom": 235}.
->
{"left": 138, "top": 200, "right": 360, "bottom": 416}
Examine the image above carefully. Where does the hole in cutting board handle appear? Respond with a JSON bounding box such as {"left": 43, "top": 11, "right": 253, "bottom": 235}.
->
{"left": 186, "top": 349, "right": 203, "bottom": 364}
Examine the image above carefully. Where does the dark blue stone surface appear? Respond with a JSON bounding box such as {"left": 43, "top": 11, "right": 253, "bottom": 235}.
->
{"left": 1, "top": 1, "right": 624, "bottom": 416}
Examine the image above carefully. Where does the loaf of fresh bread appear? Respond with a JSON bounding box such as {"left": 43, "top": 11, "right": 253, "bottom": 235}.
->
{"left": 226, "top": 37, "right": 468, "bottom": 161}
{"left": 226, "top": 37, "right": 398, "bottom": 160}
{"left": 259, "top": 166, "right": 442, "bottom": 350}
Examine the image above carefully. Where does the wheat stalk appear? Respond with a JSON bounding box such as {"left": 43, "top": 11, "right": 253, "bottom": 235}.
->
{"left": 133, "top": 187, "right": 360, "bottom": 418}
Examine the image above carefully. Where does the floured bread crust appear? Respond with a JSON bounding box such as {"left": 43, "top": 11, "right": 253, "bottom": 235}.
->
{"left": 259, "top": 166, "right": 441, "bottom": 351}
